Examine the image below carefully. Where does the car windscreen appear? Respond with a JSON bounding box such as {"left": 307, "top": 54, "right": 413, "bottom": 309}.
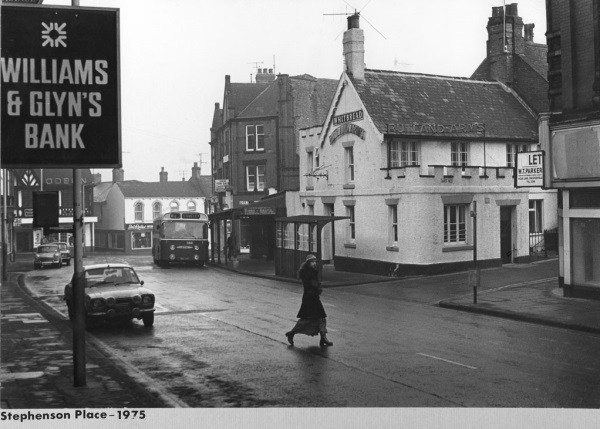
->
{"left": 38, "top": 246, "right": 58, "bottom": 253}
{"left": 84, "top": 267, "right": 140, "bottom": 287}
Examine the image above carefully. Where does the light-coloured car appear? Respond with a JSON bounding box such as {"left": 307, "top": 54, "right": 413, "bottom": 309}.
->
{"left": 64, "top": 263, "right": 155, "bottom": 327}
{"left": 34, "top": 244, "right": 62, "bottom": 269}
{"left": 55, "top": 242, "right": 71, "bottom": 266}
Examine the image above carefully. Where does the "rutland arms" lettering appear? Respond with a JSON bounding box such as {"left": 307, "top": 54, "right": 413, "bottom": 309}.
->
{"left": 329, "top": 123, "right": 366, "bottom": 144}
{"left": 386, "top": 122, "right": 485, "bottom": 134}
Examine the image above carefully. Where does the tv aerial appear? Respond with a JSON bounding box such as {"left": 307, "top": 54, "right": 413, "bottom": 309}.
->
{"left": 324, "top": 0, "right": 386, "bottom": 40}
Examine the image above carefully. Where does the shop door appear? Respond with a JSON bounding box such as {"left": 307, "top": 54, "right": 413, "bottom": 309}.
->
{"left": 500, "top": 206, "right": 512, "bottom": 264}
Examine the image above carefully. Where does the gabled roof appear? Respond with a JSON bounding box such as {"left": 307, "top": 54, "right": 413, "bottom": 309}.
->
{"left": 291, "top": 75, "right": 339, "bottom": 129}
{"left": 116, "top": 181, "right": 210, "bottom": 199}
{"left": 228, "top": 82, "right": 271, "bottom": 118}
{"left": 237, "top": 82, "right": 278, "bottom": 118}
{"left": 351, "top": 69, "right": 538, "bottom": 141}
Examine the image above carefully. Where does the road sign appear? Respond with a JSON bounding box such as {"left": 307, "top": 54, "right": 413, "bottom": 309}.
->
{"left": 515, "top": 150, "right": 544, "bottom": 188}
{"left": 1, "top": 4, "right": 121, "bottom": 168}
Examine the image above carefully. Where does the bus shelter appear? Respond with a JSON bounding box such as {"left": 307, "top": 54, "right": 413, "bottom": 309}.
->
{"left": 274, "top": 215, "right": 349, "bottom": 279}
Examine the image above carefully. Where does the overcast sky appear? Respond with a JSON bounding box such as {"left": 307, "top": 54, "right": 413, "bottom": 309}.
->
{"left": 41, "top": 0, "right": 547, "bottom": 183}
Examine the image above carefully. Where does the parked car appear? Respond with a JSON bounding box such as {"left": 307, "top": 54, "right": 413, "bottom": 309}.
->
{"left": 64, "top": 263, "right": 155, "bottom": 327}
{"left": 34, "top": 244, "right": 62, "bottom": 269}
{"left": 55, "top": 242, "right": 71, "bottom": 266}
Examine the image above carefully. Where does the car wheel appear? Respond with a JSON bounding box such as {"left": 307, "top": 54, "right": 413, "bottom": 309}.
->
{"left": 142, "top": 312, "right": 154, "bottom": 327}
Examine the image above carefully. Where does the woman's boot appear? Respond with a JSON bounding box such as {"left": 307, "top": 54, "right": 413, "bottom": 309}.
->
{"left": 319, "top": 332, "right": 333, "bottom": 347}
{"left": 285, "top": 331, "right": 294, "bottom": 346}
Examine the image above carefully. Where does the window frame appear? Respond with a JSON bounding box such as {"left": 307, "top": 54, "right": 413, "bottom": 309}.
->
{"left": 245, "top": 124, "right": 265, "bottom": 152}
{"left": 345, "top": 147, "right": 355, "bottom": 182}
{"left": 529, "top": 199, "right": 543, "bottom": 234}
{"left": 444, "top": 204, "right": 468, "bottom": 245}
{"left": 246, "top": 165, "right": 266, "bottom": 192}
{"left": 152, "top": 201, "right": 162, "bottom": 219}
{"left": 134, "top": 201, "right": 144, "bottom": 222}
{"left": 451, "top": 142, "right": 469, "bottom": 167}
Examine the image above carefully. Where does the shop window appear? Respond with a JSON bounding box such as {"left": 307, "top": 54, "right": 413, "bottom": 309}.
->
{"left": 296, "top": 224, "right": 309, "bottom": 251}
{"left": 572, "top": 219, "right": 600, "bottom": 287}
{"left": 283, "top": 223, "right": 294, "bottom": 249}
{"left": 132, "top": 231, "right": 152, "bottom": 249}
{"left": 310, "top": 225, "right": 317, "bottom": 252}
{"left": 444, "top": 204, "right": 467, "bottom": 244}
{"left": 134, "top": 202, "right": 144, "bottom": 222}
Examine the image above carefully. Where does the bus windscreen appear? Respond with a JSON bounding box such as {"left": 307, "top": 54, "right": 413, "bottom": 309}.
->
{"left": 162, "top": 221, "right": 205, "bottom": 239}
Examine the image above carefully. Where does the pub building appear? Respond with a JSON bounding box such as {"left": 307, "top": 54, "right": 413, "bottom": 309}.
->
{"left": 293, "top": 12, "right": 557, "bottom": 277}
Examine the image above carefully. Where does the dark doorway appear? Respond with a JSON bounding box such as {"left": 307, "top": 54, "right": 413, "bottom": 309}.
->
{"left": 500, "top": 206, "right": 513, "bottom": 264}
{"left": 16, "top": 231, "right": 33, "bottom": 252}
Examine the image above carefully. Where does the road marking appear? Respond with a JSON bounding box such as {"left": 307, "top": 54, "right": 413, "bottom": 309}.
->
{"left": 417, "top": 353, "right": 477, "bottom": 370}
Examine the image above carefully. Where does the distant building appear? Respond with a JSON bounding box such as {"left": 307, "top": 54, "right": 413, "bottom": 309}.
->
{"left": 542, "top": 0, "right": 600, "bottom": 298}
{"left": 209, "top": 70, "right": 337, "bottom": 259}
{"left": 10, "top": 168, "right": 96, "bottom": 252}
{"left": 292, "top": 8, "right": 556, "bottom": 277}
{"left": 93, "top": 163, "right": 212, "bottom": 254}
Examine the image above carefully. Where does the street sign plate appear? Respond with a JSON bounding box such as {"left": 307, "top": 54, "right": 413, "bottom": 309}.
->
{"left": 1, "top": 4, "right": 121, "bottom": 168}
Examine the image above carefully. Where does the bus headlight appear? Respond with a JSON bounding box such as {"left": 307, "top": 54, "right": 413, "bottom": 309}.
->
{"left": 169, "top": 254, "right": 175, "bottom": 260}
{"left": 170, "top": 245, "right": 175, "bottom": 251}
{"left": 194, "top": 254, "right": 200, "bottom": 260}
{"left": 194, "top": 245, "right": 199, "bottom": 251}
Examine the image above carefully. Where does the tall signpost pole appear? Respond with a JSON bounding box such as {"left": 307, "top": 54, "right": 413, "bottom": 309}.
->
{"left": 70, "top": 0, "right": 86, "bottom": 388}
{"left": 471, "top": 200, "right": 479, "bottom": 304}
{"left": 2, "top": 169, "right": 7, "bottom": 282}
{"left": 1, "top": 1, "right": 120, "bottom": 388}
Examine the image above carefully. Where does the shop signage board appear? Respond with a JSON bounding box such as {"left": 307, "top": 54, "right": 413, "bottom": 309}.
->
{"left": 1, "top": 4, "right": 121, "bottom": 168}
{"left": 515, "top": 150, "right": 544, "bottom": 188}
{"left": 244, "top": 207, "right": 276, "bottom": 216}
{"left": 215, "top": 179, "right": 229, "bottom": 192}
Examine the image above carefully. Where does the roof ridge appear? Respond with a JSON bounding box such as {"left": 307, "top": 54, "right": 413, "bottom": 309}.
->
{"left": 365, "top": 68, "right": 499, "bottom": 84}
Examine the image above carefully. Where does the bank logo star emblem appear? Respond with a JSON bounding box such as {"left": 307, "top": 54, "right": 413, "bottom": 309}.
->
{"left": 41, "top": 22, "right": 67, "bottom": 47}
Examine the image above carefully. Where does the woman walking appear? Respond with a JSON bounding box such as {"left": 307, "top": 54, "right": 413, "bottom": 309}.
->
{"left": 285, "top": 254, "right": 333, "bottom": 347}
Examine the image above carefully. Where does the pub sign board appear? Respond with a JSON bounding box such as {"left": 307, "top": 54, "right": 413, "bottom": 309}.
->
{"left": 515, "top": 150, "right": 545, "bottom": 188}
{"left": 1, "top": 4, "right": 121, "bottom": 168}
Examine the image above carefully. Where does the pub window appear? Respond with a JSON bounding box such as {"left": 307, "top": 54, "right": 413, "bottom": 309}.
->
{"left": 390, "top": 139, "right": 419, "bottom": 167}
{"left": 345, "top": 147, "right": 355, "bottom": 182}
{"left": 444, "top": 204, "right": 467, "bottom": 244}
{"left": 451, "top": 142, "right": 469, "bottom": 167}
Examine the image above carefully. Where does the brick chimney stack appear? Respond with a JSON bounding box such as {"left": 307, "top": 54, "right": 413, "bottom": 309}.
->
{"left": 486, "top": 3, "right": 524, "bottom": 84}
{"left": 159, "top": 167, "right": 168, "bottom": 182}
{"left": 524, "top": 23, "right": 534, "bottom": 42}
{"left": 255, "top": 68, "right": 276, "bottom": 83}
{"left": 112, "top": 168, "right": 124, "bottom": 183}
{"left": 343, "top": 13, "right": 365, "bottom": 81}
{"left": 191, "top": 162, "right": 202, "bottom": 180}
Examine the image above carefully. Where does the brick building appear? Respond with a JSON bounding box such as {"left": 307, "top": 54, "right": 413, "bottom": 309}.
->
{"left": 541, "top": 0, "right": 600, "bottom": 298}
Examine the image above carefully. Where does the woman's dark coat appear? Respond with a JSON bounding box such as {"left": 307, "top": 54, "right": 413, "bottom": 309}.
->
{"left": 296, "top": 262, "right": 327, "bottom": 319}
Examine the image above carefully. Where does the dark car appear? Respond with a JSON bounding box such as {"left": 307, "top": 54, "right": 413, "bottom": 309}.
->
{"left": 34, "top": 244, "right": 62, "bottom": 269}
{"left": 55, "top": 242, "right": 71, "bottom": 266}
{"left": 64, "top": 263, "right": 155, "bottom": 327}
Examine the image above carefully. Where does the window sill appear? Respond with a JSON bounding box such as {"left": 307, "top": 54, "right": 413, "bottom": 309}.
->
{"left": 343, "top": 183, "right": 355, "bottom": 189}
{"left": 344, "top": 243, "right": 356, "bottom": 249}
{"left": 442, "top": 245, "right": 474, "bottom": 253}
{"left": 386, "top": 246, "right": 399, "bottom": 252}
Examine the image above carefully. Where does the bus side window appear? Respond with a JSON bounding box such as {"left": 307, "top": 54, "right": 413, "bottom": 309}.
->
{"left": 203, "top": 224, "right": 208, "bottom": 238}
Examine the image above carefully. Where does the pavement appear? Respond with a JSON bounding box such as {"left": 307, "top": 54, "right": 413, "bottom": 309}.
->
{"left": 3, "top": 251, "right": 600, "bottom": 409}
